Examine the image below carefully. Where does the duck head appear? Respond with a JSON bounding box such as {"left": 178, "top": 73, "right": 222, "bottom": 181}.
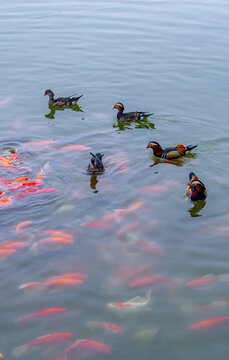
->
{"left": 43, "top": 89, "right": 54, "bottom": 97}
{"left": 145, "top": 141, "right": 162, "bottom": 150}
{"left": 113, "top": 102, "right": 124, "bottom": 112}
{"left": 187, "top": 172, "right": 207, "bottom": 200}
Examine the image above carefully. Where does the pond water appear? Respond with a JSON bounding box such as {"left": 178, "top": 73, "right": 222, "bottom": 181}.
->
{"left": 1, "top": 0, "right": 229, "bottom": 359}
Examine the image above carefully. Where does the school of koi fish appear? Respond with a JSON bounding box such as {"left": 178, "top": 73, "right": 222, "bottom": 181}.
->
{"left": 0, "top": 136, "right": 228, "bottom": 360}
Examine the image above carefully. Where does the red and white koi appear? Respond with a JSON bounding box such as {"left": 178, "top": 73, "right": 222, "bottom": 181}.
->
{"left": 108, "top": 291, "right": 151, "bottom": 311}
{"left": 18, "top": 308, "right": 67, "bottom": 324}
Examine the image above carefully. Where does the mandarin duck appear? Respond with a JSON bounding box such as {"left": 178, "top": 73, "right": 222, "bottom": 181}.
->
{"left": 113, "top": 102, "right": 153, "bottom": 122}
{"left": 87, "top": 152, "right": 104, "bottom": 175}
{"left": 186, "top": 172, "right": 207, "bottom": 201}
{"left": 145, "top": 141, "right": 197, "bottom": 160}
{"left": 43, "top": 89, "right": 83, "bottom": 107}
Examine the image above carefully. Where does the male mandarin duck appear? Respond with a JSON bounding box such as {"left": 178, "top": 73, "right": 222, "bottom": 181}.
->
{"left": 145, "top": 141, "right": 198, "bottom": 160}
{"left": 43, "top": 89, "right": 83, "bottom": 107}
{"left": 87, "top": 152, "right": 104, "bottom": 175}
{"left": 186, "top": 172, "right": 207, "bottom": 201}
{"left": 113, "top": 102, "right": 153, "bottom": 122}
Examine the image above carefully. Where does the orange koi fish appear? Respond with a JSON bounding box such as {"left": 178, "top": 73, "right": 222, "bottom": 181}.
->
{"left": 185, "top": 276, "right": 219, "bottom": 288}
{"left": 83, "top": 213, "right": 116, "bottom": 229}
{"left": 0, "top": 156, "right": 14, "bottom": 170}
{"left": 43, "top": 278, "right": 83, "bottom": 291}
{"left": 19, "top": 282, "right": 46, "bottom": 292}
{"left": 115, "top": 222, "right": 139, "bottom": 238}
{"left": 65, "top": 340, "right": 111, "bottom": 359}
{"left": 18, "top": 308, "right": 67, "bottom": 324}
{"left": 15, "top": 188, "right": 56, "bottom": 199}
{"left": 140, "top": 186, "right": 168, "bottom": 193}
{"left": 0, "top": 248, "right": 17, "bottom": 261}
{"left": 56, "top": 145, "right": 90, "bottom": 152}
{"left": 189, "top": 316, "right": 229, "bottom": 330}
{"left": 108, "top": 291, "right": 151, "bottom": 311}
{"left": 12, "top": 177, "right": 29, "bottom": 184}
{"left": 52, "top": 273, "right": 87, "bottom": 280}
{"left": 12, "top": 333, "right": 74, "bottom": 357}
{"left": 115, "top": 201, "right": 143, "bottom": 220}
{"left": 31, "top": 237, "right": 73, "bottom": 253}
{"left": 42, "top": 230, "right": 73, "bottom": 240}
{"left": 194, "top": 301, "right": 229, "bottom": 310}
{"left": 0, "top": 196, "right": 12, "bottom": 207}
{"left": 16, "top": 220, "right": 32, "bottom": 232}
{"left": 90, "top": 321, "right": 124, "bottom": 334}
{"left": 0, "top": 241, "right": 28, "bottom": 249}
{"left": 129, "top": 275, "right": 170, "bottom": 289}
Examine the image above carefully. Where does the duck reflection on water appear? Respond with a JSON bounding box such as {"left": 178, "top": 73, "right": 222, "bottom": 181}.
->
{"left": 113, "top": 118, "right": 155, "bottom": 131}
{"left": 45, "top": 104, "right": 83, "bottom": 119}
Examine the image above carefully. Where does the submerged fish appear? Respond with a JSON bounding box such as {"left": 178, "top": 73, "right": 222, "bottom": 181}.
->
{"left": 129, "top": 275, "right": 170, "bottom": 289}
{"left": 18, "top": 308, "right": 67, "bottom": 324}
{"left": 31, "top": 237, "right": 73, "bottom": 253}
{"left": 87, "top": 321, "right": 124, "bottom": 334}
{"left": 0, "top": 248, "right": 17, "bottom": 261}
{"left": 185, "top": 274, "right": 229, "bottom": 288}
{"left": 189, "top": 316, "right": 229, "bottom": 330}
{"left": 42, "top": 230, "right": 73, "bottom": 240}
{"left": 12, "top": 333, "right": 74, "bottom": 357}
{"left": 108, "top": 290, "right": 151, "bottom": 311}
{"left": 0, "top": 241, "right": 28, "bottom": 249}
{"left": 65, "top": 339, "right": 111, "bottom": 359}
{"left": 16, "top": 220, "right": 32, "bottom": 232}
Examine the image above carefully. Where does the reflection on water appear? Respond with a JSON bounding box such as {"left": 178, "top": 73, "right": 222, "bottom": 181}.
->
{"left": 90, "top": 175, "right": 99, "bottom": 193}
{"left": 113, "top": 118, "right": 155, "bottom": 131}
{"left": 188, "top": 199, "right": 206, "bottom": 217}
{"left": 45, "top": 104, "right": 83, "bottom": 119}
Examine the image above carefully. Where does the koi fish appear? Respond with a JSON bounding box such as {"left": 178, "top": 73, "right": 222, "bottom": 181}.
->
{"left": 129, "top": 275, "right": 170, "bottom": 289}
{"left": 65, "top": 340, "right": 111, "bottom": 359}
{"left": 109, "top": 155, "right": 129, "bottom": 174}
{"left": 185, "top": 274, "right": 229, "bottom": 288}
{"left": 108, "top": 290, "right": 151, "bottom": 311}
{"left": 0, "top": 156, "right": 14, "bottom": 170}
{"left": 18, "top": 308, "right": 67, "bottom": 324}
{"left": 51, "top": 273, "right": 87, "bottom": 280}
{"left": 43, "top": 278, "right": 83, "bottom": 291}
{"left": 82, "top": 213, "right": 116, "bottom": 229}
{"left": 189, "top": 316, "right": 229, "bottom": 330}
{"left": 16, "top": 220, "right": 32, "bottom": 232}
{"left": 15, "top": 188, "right": 56, "bottom": 199}
{"left": 0, "top": 196, "right": 12, "bottom": 207}
{"left": 194, "top": 301, "right": 229, "bottom": 310}
{"left": 0, "top": 248, "right": 17, "bottom": 261}
{"left": 0, "top": 241, "right": 28, "bottom": 249}
{"left": 42, "top": 230, "right": 73, "bottom": 240}
{"left": 115, "top": 222, "right": 139, "bottom": 238}
{"left": 82, "top": 202, "right": 143, "bottom": 229}
{"left": 12, "top": 333, "right": 74, "bottom": 357}
{"left": 30, "top": 237, "right": 73, "bottom": 253}
{"left": 56, "top": 145, "right": 90, "bottom": 152}
{"left": 87, "top": 321, "right": 124, "bottom": 334}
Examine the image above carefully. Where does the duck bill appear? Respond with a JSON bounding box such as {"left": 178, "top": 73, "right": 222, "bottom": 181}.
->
{"left": 43, "top": 93, "right": 46, "bottom": 96}
{"left": 113, "top": 105, "right": 117, "bottom": 109}
{"left": 145, "top": 145, "right": 149, "bottom": 149}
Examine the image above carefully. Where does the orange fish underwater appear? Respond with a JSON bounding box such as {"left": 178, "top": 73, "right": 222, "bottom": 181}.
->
{"left": 129, "top": 275, "right": 170, "bottom": 289}
{"left": 16, "top": 220, "right": 32, "bottom": 232}
{"left": 0, "top": 248, "right": 17, "bottom": 261}
{"left": 18, "top": 308, "right": 67, "bottom": 324}
{"left": 189, "top": 316, "right": 229, "bottom": 330}
{"left": 12, "top": 333, "right": 74, "bottom": 357}
{"left": 31, "top": 237, "right": 73, "bottom": 253}
{"left": 65, "top": 339, "right": 111, "bottom": 359}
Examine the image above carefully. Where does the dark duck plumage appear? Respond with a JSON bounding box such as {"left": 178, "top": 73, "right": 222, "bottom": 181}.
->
{"left": 87, "top": 152, "right": 104, "bottom": 175}
{"left": 145, "top": 141, "right": 198, "bottom": 160}
{"left": 186, "top": 172, "right": 207, "bottom": 201}
{"left": 113, "top": 102, "right": 153, "bottom": 122}
{"left": 43, "top": 89, "right": 83, "bottom": 107}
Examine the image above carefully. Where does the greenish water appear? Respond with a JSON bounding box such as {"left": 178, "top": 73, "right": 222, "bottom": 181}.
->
{"left": 1, "top": 0, "right": 229, "bottom": 359}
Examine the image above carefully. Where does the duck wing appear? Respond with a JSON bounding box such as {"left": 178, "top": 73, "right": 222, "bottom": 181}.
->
{"left": 120, "top": 111, "right": 153, "bottom": 122}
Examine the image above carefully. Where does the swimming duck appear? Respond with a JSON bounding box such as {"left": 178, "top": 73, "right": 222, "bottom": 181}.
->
{"left": 113, "top": 102, "right": 153, "bottom": 122}
{"left": 145, "top": 141, "right": 197, "bottom": 159}
{"left": 43, "top": 89, "right": 83, "bottom": 107}
{"left": 87, "top": 152, "right": 104, "bottom": 174}
{"left": 186, "top": 172, "right": 207, "bottom": 201}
